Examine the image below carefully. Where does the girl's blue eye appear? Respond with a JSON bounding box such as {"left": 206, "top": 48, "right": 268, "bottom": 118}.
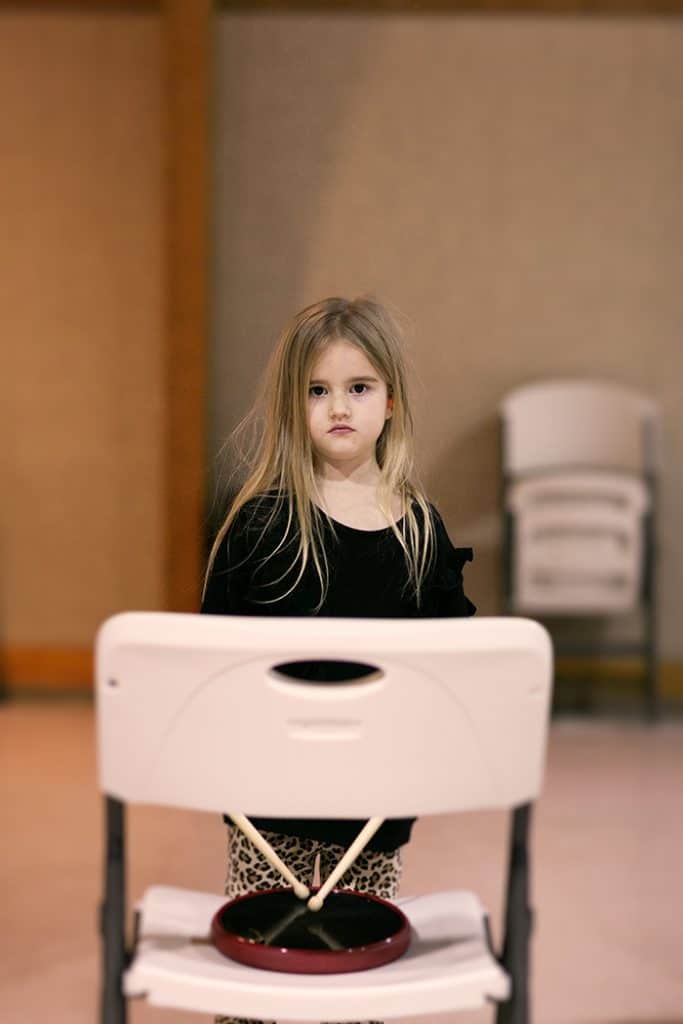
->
{"left": 350, "top": 383, "right": 368, "bottom": 394}
{"left": 309, "top": 385, "right": 326, "bottom": 397}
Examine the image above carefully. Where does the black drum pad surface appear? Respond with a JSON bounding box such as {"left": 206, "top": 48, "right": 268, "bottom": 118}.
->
{"left": 211, "top": 887, "right": 411, "bottom": 974}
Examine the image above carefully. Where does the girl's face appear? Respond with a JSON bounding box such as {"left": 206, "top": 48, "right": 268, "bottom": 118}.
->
{"left": 307, "top": 338, "right": 392, "bottom": 473}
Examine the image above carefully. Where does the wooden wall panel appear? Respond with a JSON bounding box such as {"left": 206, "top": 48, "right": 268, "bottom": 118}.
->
{"left": 1, "top": 13, "right": 164, "bottom": 691}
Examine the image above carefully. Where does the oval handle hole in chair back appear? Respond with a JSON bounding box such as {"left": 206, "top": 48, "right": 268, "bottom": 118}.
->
{"left": 270, "top": 659, "right": 383, "bottom": 685}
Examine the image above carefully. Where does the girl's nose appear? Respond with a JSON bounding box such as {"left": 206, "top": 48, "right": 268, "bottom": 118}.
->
{"left": 330, "top": 391, "right": 351, "bottom": 417}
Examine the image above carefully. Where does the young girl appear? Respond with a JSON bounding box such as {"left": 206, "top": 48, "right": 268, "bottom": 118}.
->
{"left": 201, "top": 295, "right": 475, "bottom": 1024}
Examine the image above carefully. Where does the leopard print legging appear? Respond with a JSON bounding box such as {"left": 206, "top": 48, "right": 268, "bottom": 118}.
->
{"left": 215, "top": 825, "right": 402, "bottom": 1024}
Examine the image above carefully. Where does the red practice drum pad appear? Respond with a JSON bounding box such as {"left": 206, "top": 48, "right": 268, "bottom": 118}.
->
{"left": 211, "top": 887, "right": 411, "bottom": 974}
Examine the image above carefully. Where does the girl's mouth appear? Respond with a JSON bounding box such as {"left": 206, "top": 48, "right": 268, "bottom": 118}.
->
{"left": 329, "top": 426, "right": 354, "bottom": 433}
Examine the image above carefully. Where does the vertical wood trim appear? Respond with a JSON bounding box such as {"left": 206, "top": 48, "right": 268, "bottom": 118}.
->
{"left": 163, "top": 0, "right": 211, "bottom": 610}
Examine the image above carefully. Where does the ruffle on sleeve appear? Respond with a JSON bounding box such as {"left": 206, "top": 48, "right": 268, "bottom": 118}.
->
{"left": 431, "top": 542, "right": 476, "bottom": 617}
{"left": 433, "top": 544, "right": 474, "bottom": 589}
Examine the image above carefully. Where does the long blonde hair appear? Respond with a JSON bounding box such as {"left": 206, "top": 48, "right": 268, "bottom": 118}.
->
{"left": 204, "top": 295, "right": 435, "bottom": 608}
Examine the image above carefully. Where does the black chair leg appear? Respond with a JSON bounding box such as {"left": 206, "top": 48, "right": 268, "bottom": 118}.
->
{"left": 496, "top": 804, "right": 533, "bottom": 1024}
{"left": 641, "top": 490, "right": 661, "bottom": 722}
{"left": 101, "top": 797, "right": 127, "bottom": 1024}
{"left": 501, "top": 508, "right": 514, "bottom": 616}
{"left": 643, "top": 584, "right": 660, "bottom": 722}
{"left": 644, "top": 647, "right": 660, "bottom": 723}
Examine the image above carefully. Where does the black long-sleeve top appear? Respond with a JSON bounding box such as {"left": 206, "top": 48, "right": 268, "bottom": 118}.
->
{"left": 201, "top": 495, "right": 475, "bottom": 850}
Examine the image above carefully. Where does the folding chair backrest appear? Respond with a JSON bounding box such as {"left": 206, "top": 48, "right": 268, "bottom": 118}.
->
{"left": 96, "top": 613, "right": 552, "bottom": 820}
{"left": 501, "top": 379, "right": 659, "bottom": 476}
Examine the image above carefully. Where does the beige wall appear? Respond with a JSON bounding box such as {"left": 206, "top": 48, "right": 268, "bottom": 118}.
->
{"left": 212, "top": 13, "right": 683, "bottom": 656}
{"left": 1, "top": 12, "right": 164, "bottom": 650}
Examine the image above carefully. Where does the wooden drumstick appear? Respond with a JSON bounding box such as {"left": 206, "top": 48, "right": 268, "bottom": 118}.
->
{"left": 228, "top": 813, "right": 310, "bottom": 899}
{"left": 307, "top": 816, "right": 384, "bottom": 912}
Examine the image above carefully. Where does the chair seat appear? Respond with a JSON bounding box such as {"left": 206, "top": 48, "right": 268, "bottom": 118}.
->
{"left": 124, "top": 885, "right": 510, "bottom": 1019}
{"left": 508, "top": 472, "right": 647, "bottom": 614}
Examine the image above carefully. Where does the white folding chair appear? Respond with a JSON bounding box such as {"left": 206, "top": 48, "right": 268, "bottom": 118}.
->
{"left": 97, "top": 612, "right": 553, "bottom": 1024}
{"left": 499, "top": 379, "right": 660, "bottom": 717}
